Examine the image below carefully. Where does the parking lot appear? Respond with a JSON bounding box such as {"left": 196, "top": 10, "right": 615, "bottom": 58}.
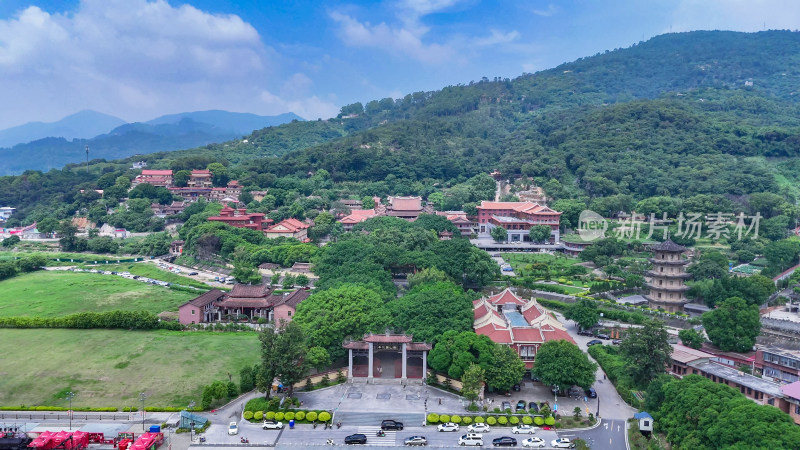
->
{"left": 482, "top": 378, "right": 600, "bottom": 419}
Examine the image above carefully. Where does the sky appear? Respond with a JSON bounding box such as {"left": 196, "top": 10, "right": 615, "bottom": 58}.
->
{"left": 0, "top": 0, "right": 799, "bottom": 128}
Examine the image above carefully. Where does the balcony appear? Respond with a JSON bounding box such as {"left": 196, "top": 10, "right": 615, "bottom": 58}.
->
{"left": 648, "top": 258, "right": 689, "bottom": 266}
{"left": 645, "top": 271, "right": 692, "bottom": 279}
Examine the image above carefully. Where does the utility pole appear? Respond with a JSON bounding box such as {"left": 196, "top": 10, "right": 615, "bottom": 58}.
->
{"left": 85, "top": 145, "right": 90, "bottom": 173}
{"left": 66, "top": 391, "right": 75, "bottom": 430}
{"left": 139, "top": 392, "right": 147, "bottom": 431}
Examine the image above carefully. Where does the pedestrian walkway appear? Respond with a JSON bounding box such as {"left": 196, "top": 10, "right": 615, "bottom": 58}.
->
{"left": 356, "top": 426, "right": 397, "bottom": 446}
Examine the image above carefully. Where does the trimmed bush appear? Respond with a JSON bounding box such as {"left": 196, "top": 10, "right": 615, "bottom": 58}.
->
{"left": 474, "top": 416, "right": 484, "bottom": 423}
{"left": 545, "top": 417, "right": 555, "bottom": 426}
{"left": 486, "top": 416, "right": 497, "bottom": 425}
{"left": 534, "top": 416, "right": 544, "bottom": 426}
{"left": 451, "top": 415, "right": 461, "bottom": 424}
{"left": 318, "top": 412, "right": 331, "bottom": 422}
{"left": 285, "top": 412, "right": 295, "bottom": 421}
{"left": 427, "top": 413, "right": 439, "bottom": 423}
{"left": 439, "top": 414, "right": 450, "bottom": 423}
{"left": 265, "top": 411, "right": 275, "bottom": 420}
{"left": 498, "top": 416, "right": 508, "bottom": 425}
{"left": 275, "top": 412, "right": 285, "bottom": 421}
{"left": 254, "top": 411, "right": 264, "bottom": 420}
{"left": 462, "top": 416, "right": 472, "bottom": 425}
{"left": 295, "top": 411, "right": 305, "bottom": 421}
{"left": 306, "top": 411, "right": 317, "bottom": 422}
{"left": 522, "top": 416, "right": 533, "bottom": 425}
{"left": 243, "top": 411, "right": 253, "bottom": 420}
{"left": 509, "top": 416, "right": 519, "bottom": 425}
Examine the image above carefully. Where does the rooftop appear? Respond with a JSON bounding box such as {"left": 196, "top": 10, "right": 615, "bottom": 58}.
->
{"left": 687, "top": 360, "right": 783, "bottom": 396}
{"left": 504, "top": 310, "right": 529, "bottom": 327}
{"left": 650, "top": 239, "right": 687, "bottom": 252}
{"left": 671, "top": 344, "right": 714, "bottom": 364}
{"left": 780, "top": 381, "right": 800, "bottom": 400}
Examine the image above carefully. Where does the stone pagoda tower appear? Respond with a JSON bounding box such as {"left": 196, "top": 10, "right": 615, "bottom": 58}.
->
{"left": 645, "top": 239, "right": 691, "bottom": 313}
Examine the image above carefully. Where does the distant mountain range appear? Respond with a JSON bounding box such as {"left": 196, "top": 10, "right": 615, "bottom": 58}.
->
{"left": 0, "top": 110, "right": 303, "bottom": 175}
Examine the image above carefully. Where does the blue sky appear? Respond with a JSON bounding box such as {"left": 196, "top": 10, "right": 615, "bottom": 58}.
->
{"left": 0, "top": 0, "right": 798, "bottom": 128}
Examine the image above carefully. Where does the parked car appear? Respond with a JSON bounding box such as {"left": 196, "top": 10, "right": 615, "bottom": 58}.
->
{"left": 492, "top": 436, "right": 517, "bottom": 447}
{"left": 511, "top": 425, "right": 536, "bottom": 434}
{"left": 586, "top": 339, "right": 603, "bottom": 346}
{"left": 437, "top": 422, "right": 460, "bottom": 432}
{"left": 188, "top": 271, "right": 198, "bottom": 276}
{"left": 227, "top": 422, "right": 238, "bottom": 435}
{"left": 612, "top": 339, "right": 622, "bottom": 345}
{"left": 515, "top": 400, "right": 527, "bottom": 411}
{"left": 344, "top": 434, "right": 367, "bottom": 445}
{"left": 467, "top": 423, "right": 490, "bottom": 433}
{"left": 585, "top": 388, "right": 597, "bottom": 398}
{"left": 528, "top": 402, "right": 539, "bottom": 413}
{"left": 596, "top": 333, "right": 610, "bottom": 340}
{"left": 512, "top": 383, "right": 521, "bottom": 391}
{"left": 403, "top": 436, "right": 427, "bottom": 446}
{"left": 578, "top": 329, "right": 594, "bottom": 336}
{"left": 501, "top": 401, "right": 512, "bottom": 412}
{"left": 457, "top": 434, "right": 483, "bottom": 446}
{"left": 262, "top": 420, "right": 283, "bottom": 430}
{"left": 522, "top": 437, "right": 546, "bottom": 448}
{"left": 551, "top": 438, "right": 575, "bottom": 448}
{"left": 550, "top": 385, "right": 560, "bottom": 395}
{"left": 381, "top": 420, "right": 404, "bottom": 430}
{"left": 502, "top": 266, "right": 514, "bottom": 272}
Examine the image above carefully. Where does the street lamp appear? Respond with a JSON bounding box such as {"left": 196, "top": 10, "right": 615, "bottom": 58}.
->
{"left": 66, "top": 392, "right": 75, "bottom": 430}
{"left": 139, "top": 393, "right": 147, "bottom": 431}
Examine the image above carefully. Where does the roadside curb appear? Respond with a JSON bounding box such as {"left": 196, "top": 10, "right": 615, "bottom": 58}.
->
{"left": 557, "top": 416, "right": 603, "bottom": 432}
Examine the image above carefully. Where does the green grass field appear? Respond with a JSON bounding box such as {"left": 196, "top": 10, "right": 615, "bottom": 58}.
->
{"left": 501, "top": 252, "right": 582, "bottom": 267}
{"left": 0, "top": 271, "right": 195, "bottom": 317}
{"left": 0, "top": 329, "right": 260, "bottom": 408}
{"left": 95, "top": 263, "right": 212, "bottom": 290}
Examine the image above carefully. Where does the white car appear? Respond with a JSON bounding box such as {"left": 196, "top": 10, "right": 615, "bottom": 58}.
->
{"left": 457, "top": 433, "right": 483, "bottom": 446}
{"left": 466, "top": 423, "right": 490, "bottom": 433}
{"left": 551, "top": 438, "right": 574, "bottom": 448}
{"left": 522, "top": 437, "right": 546, "bottom": 448}
{"left": 511, "top": 425, "right": 537, "bottom": 434}
{"left": 437, "top": 422, "right": 460, "bottom": 432}
{"left": 262, "top": 420, "right": 283, "bottom": 430}
{"left": 227, "top": 422, "right": 238, "bottom": 435}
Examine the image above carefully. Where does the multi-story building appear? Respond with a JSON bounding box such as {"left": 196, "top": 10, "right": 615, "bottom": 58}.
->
{"left": 758, "top": 347, "right": 800, "bottom": 384}
{"left": 132, "top": 169, "right": 173, "bottom": 188}
{"left": 207, "top": 206, "right": 272, "bottom": 231}
{"left": 476, "top": 201, "right": 561, "bottom": 243}
{"left": 645, "top": 240, "right": 691, "bottom": 313}
{"left": 384, "top": 196, "right": 434, "bottom": 220}
{"left": 435, "top": 211, "right": 476, "bottom": 236}
{"left": 265, "top": 218, "right": 311, "bottom": 241}
{"left": 188, "top": 169, "right": 213, "bottom": 188}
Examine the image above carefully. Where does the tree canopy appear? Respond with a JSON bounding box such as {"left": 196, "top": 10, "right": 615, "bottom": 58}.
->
{"left": 532, "top": 340, "right": 597, "bottom": 391}
{"left": 702, "top": 296, "right": 761, "bottom": 352}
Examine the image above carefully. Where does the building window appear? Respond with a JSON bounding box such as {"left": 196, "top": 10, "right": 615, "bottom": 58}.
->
{"left": 288, "top": 311, "right": 292, "bottom": 317}
{"left": 519, "top": 346, "right": 536, "bottom": 360}
{"left": 191, "top": 309, "right": 195, "bottom": 315}
{"left": 795, "top": 405, "right": 800, "bottom": 414}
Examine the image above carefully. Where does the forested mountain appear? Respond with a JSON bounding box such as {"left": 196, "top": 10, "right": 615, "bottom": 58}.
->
{"left": 0, "top": 110, "right": 126, "bottom": 148}
{"left": 4, "top": 30, "right": 800, "bottom": 223}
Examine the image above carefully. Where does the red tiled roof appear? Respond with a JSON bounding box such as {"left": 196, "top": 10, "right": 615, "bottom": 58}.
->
{"left": 389, "top": 196, "right": 422, "bottom": 211}
{"left": 141, "top": 170, "right": 173, "bottom": 176}
{"left": 275, "top": 289, "right": 311, "bottom": 308}
{"left": 473, "top": 303, "right": 496, "bottom": 320}
{"left": 191, "top": 169, "right": 212, "bottom": 175}
{"left": 228, "top": 284, "right": 272, "bottom": 298}
{"left": 510, "top": 327, "right": 543, "bottom": 342}
{"left": 266, "top": 218, "right": 310, "bottom": 233}
{"left": 780, "top": 381, "right": 800, "bottom": 400}
{"left": 487, "top": 288, "right": 526, "bottom": 306}
{"left": 521, "top": 303, "right": 544, "bottom": 322}
{"left": 541, "top": 327, "right": 576, "bottom": 344}
{"left": 183, "top": 289, "right": 226, "bottom": 308}
{"left": 474, "top": 323, "right": 512, "bottom": 344}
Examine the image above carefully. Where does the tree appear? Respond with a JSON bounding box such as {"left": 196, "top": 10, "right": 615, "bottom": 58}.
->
{"left": 1, "top": 235, "right": 20, "bottom": 248}
{"left": 306, "top": 346, "right": 331, "bottom": 372}
{"left": 532, "top": 340, "right": 597, "bottom": 391}
{"left": 490, "top": 226, "right": 507, "bottom": 242}
{"left": 678, "top": 328, "right": 704, "bottom": 349}
{"left": 486, "top": 344, "right": 526, "bottom": 392}
{"left": 551, "top": 199, "right": 587, "bottom": 229}
{"left": 207, "top": 162, "right": 230, "bottom": 187}
{"left": 273, "top": 320, "right": 307, "bottom": 397}
{"left": 37, "top": 217, "right": 59, "bottom": 236}
{"left": 619, "top": 320, "right": 672, "bottom": 387}
{"left": 429, "top": 331, "right": 496, "bottom": 379}
{"left": 388, "top": 282, "right": 473, "bottom": 343}
{"left": 407, "top": 267, "right": 451, "bottom": 289}
{"left": 257, "top": 327, "right": 279, "bottom": 398}
{"left": 293, "top": 285, "right": 391, "bottom": 360}
{"left": 239, "top": 365, "right": 256, "bottom": 393}
{"left": 461, "top": 363, "right": 486, "bottom": 404}
{"left": 232, "top": 260, "right": 261, "bottom": 284}
{"left": 173, "top": 170, "right": 191, "bottom": 187}
{"left": 528, "top": 225, "right": 551, "bottom": 243}
{"left": 702, "top": 296, "right": 761, "bottom": 352}
{"left": 564, "top": 299, "right": 600, "bottom": 331}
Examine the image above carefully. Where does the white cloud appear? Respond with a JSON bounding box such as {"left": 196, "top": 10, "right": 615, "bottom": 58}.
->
{"left": 0, "top": 0, "right": 336, "bottom": 127}
{"left": 531, "top": 4, "right": 558, "bottom": 17}
{"left": 472, "top": 29, "right": 521, "bottom": 46}
{"left": 259, "top": 90, "right": 338, "bottom": 120}
{"left": 397, "top": 0, "right": 464, "bottom": 16}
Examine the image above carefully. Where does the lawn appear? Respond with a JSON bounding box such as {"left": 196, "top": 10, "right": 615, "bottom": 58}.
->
{"left": 0, "top": 271, "right": 196, "bottom": 317}
{"left": 501, "top": 252, "right": 581, "bottom": 268}
{"left": 0, "top": 329, "right": 260, "bottom": 408}
{"left": 95, "top": 262, "right": 212, "bottom": 290}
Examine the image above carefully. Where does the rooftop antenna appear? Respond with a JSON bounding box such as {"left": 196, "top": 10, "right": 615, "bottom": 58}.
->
{"left": 85, "top": 144, "right": 89, "bottom": 173}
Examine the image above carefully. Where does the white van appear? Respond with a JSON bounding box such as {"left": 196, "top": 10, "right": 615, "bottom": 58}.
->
{"left": 458, "top": 433, "right": 483, "bottom": 446}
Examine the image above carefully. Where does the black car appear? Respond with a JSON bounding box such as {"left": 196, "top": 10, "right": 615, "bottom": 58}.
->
{"left": 381, "top": 420, "right": 404, "bottom": 431}
{"left": 585, "top": 388, "right": 597, "bottom": 398}
{"left": 345, "top": 434, "right": 367, "bottom": 445}
{"left": 515, "top": 400, "right": 527, "bottom": 412}
{"left": 596, "top": 333, "right": 610, "bottom": 340}
{"left": 528, "top": 402, "right": 539, "bottom": 413}
{"left": 492, "top": 436, "right": 517, "bottom": 447}
{"left": 578, "top": 329, "right": 594, "bottom": 336}
{"left": 587, "top": 339, "right": 603, "bottom": 346}
{"left": 512, "top": 383, "right": 521, "bottom": 391}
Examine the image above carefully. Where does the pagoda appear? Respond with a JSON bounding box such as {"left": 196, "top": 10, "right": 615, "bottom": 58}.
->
{"left": 645, "top": 239, "right": 691, "bottom": 313}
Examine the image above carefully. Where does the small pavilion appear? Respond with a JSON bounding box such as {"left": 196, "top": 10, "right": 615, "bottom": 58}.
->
{"left": 343, "top": 333, "right": 431, "bottom": 383}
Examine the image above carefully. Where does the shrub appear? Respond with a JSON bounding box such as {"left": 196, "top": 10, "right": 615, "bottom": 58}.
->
{"left": 243, "top": 411, "right": 253, "bottom": 420}
{"left": 253, "top": 411, "right": 263, "bottom": 420}
{"left": 545, "top": 417, "right": 555, "bottom": 426}
{"left": 427, "top": 413, "right": 439, "bottom": 423}
{"left": 462, "top": 416, "right": 472, "bottom": 425}
{"left": 439, "top": 414, "right": 450, "bottom": 423}
{"left": 265, "top": 411, "right": 275, "bottom": 420}
{"left": 285, "top": 412, "right": 295, "bottom": 421}
{"left": 275, "top": 412, "right": 285, "bottom": 421}
{"left": 295, "top": 411, "right": 305, "bottom": 421}
{"left": 474, "top": 416, "right": 484, "bottom": 423}
{"left": 522, "top": 416, "right": 533, "bottom": 425}
{"left": 498, "top": 416, "right": 508, "bottom": 425}
{"left": 320, "top": 374, "right": 330, "bottom": 386}
{"left": 451, "top": 415, "right": 461, "bottom": 424}
{"left": 510, "top": 416, "right": 519, "bottom": 425}
{"left": 318, "top": 411, "right": 331, "bottom": 422}
{"left": 534, "top": 416, "right": 544, "bottom": 426}
{"left": 486, "top": 416, "right": 497, "bottom": 425}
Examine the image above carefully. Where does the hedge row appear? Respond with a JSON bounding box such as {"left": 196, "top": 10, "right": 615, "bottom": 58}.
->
{"left": 0, "top": 406, "right": 118, "bottom": 412}
{"left": 426, "top": 413, "right": 556, "bottom": 427}
{"left": 243, "top": 410, "right": 331, "bottom": 423}
{"left": 0, "top": 310, "right": 182, "bottom": 331}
